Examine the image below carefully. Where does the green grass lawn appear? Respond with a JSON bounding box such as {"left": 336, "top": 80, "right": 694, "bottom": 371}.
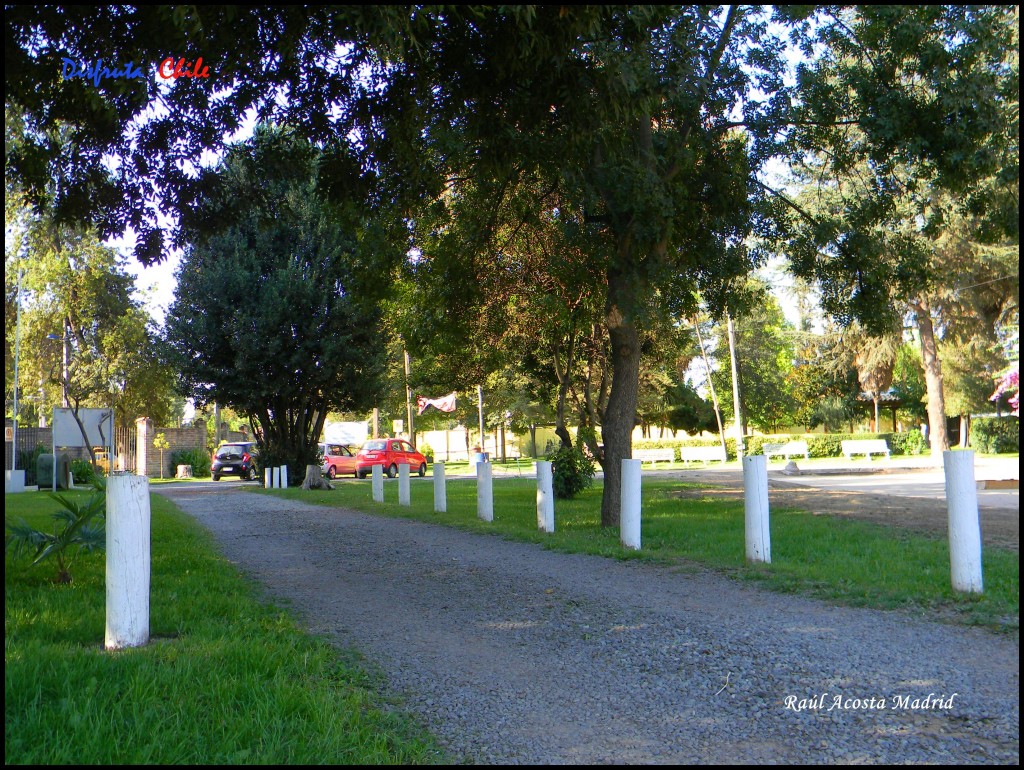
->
{"left": 5, "top": 490, "right": 446, "bottom": 765}
{"left": 263, "top": 475, "right": 1019, "bottom": 632}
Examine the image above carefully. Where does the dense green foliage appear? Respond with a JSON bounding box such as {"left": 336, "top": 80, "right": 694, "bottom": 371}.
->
{"left": 969, "top": 417, "right": 1020, "bottom": 454}
{"left": 547, "top": 445, "right": 596, "bottom": 500}
{"left": 163, "top": 129, "right": 399, "bottom": 482}
{"left": 6, "top": 6, "right": 1016, "bottom": 523}
{"left": 169, "top": 447, "right": 212, "bottom": 478}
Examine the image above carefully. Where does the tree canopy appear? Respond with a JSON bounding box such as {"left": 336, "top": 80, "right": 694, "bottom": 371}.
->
{"left": 162, "top": 127, "right": 398, "bottom": 478}
{"left": 6, "top": 5, "right": 1018, "bottom": 521}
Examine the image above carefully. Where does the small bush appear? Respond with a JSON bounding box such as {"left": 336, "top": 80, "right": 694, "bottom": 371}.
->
{"left": 70, "top": 458, "right": 95, "bottom": 484}
{"left": 170, "top": 447, "right": 212, "bottom": 478}
{"left": 547, "top": 445, "right": 595, "bottom": 499}
{"left": 970, "top": 417, "right": 1019, "bottom": 454}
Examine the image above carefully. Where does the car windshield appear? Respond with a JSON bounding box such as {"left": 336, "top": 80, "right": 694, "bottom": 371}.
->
{"left": 216, "top": 444, "right": 249, "bottom": 458}
{"left": 363, "top": 440, "right": 387, "bottom": 451}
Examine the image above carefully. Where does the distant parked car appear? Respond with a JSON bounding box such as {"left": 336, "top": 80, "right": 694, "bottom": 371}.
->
{"left": 319, "top": 442, "right": 358, "bottom": 479}
{"left": 356, "top": 438, "right": 428, "bottom": 479}
{"left": 212, "top": 442, "right": 258, "bottom": 481}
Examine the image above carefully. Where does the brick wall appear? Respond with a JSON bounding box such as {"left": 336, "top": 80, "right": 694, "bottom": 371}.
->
{"left": 137, "top": 418, "right": 208, "bottom": 478}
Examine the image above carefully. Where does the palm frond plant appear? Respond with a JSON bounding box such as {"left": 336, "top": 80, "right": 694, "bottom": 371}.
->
{"left": 5, "top": 479, "right": 107, "bottom": 584}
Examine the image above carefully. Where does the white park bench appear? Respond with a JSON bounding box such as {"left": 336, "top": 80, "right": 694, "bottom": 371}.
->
{"left": 633, "top": 448, "right": 676, "bottom": 465}
{"left": 841, "top": 439, "right": 891, "bottom": 461}
{"left": 678, "top": 445, "right": 728, "bottom": 464}
{"left": 763, "top": 440, "right": 810, "bottom": 461}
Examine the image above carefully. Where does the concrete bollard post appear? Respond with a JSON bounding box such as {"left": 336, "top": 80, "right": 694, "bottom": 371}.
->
{"left": 944, "top": 450, "right": 983, "bottom": 593}
{"left": 743, "top": 455, "right": 771, "bottom": 563}
{"left": 621, "top": 458, "right": 641, "bottom": 550}
{"left": 372, "top": 464, "right": 384, "bottom": 502}
{"left": 434, "top": 462, "right": 446, "bottom": 513}
{"left": 265, "top": 467, "right": 272, "bottom": 489}
{"left": 105, "top": 474, "right": 151, "bottom": 649}
{"left": 536, "top": 461, "right": 554, "bottom": 533}
{"left": 398, "top": 463, "right": 410, "bottom": 506}
{"left": 477, "top": 460, "right": 493, "bottom": 522}
{"left": 280, "top": 465, "right": 288, "bottom": 489}
{"left": 272, "top": 466, "right": 280, "bottom": 489}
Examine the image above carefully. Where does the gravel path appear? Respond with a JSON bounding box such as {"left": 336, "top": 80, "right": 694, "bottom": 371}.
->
{"left": 158, "top": 486, "right": 1019, "bottom": 764}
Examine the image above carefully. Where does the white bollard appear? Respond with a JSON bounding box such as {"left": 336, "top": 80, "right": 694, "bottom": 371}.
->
{"left": 743, "top": 455, "right": 771, "bottom": 563}
{"left": 620, "top": 458, "right": 641, "bottom": 550}
{"left": 265, "top": 467, "right": 272, "bottom": 489}
{"left": 398, "top": 463, "right": 410, "bottom": 506}
{"left": 536, "top": 460, "right": 554, "bottom": 533}
{"left": 272, "top": 466, "right": 280, "bottom": 489}
{"left": 106, "top": 474, "right": 151, "bottom": 649}
{"left": 280, "top": 465, "right": 288, "bottom": 489}
{"left": 372, "top": 464, "right": 384, "bottom": 502}
{"left": 944, "top": 450, "right": 983, "bottom": 593}
{"left": 434, "top": 462, "right": 446, "bottom": 513}
{"left": 477, "top": 460, "right": 493, "bottom": 522}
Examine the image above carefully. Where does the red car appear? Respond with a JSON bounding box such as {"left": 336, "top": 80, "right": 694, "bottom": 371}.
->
{"left": 356, "top": 438, "right": 428, "bottom": 478}
{"left": 319, "top": 442, "right": 358, "bottom": 479}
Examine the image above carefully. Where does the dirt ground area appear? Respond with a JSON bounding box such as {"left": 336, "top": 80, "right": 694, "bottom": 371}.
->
{"left": 668, "top": 477, "right": 1019, "bottom": 552}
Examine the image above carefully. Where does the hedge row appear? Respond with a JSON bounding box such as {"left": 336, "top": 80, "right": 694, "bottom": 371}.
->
{"left": 969, "top": 417, "right": 1019, "bottom": 454}
{"left": 633, "top": 430, "right": 928, "bottom": 461}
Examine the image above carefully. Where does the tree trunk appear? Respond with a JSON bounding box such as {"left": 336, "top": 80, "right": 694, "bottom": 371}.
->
{"left": 913, "top": 299, "right": 949, "bottom": 462}
{"left": 302, "top": 464, "right": 333, "bottom": 490}
{"left": 600, "top": 277, "right": 642, "bottom": 529}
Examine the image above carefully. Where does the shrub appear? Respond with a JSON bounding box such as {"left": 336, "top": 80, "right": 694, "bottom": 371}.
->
{"left": 547, "top": 445, "right": 595, "bottom": 499}
{"left": 170, "top": 447, "right": 212, "bottom": 478}
{"left": 70, "top": 458, "right": 95, "bottom": 484}
{"left": 970, "top": 417, "right": 1019, "bottom": 454}
{"left": 5, "top": 479, "right": 106, "bottom": 584}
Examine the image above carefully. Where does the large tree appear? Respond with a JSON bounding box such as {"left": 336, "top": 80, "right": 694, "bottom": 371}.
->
{"left": 163, "top": 128, "right": 398, "bottom": 481}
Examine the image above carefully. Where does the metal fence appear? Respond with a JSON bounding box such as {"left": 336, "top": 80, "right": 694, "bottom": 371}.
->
{"left": 5, "top": 423, "right": 138, "bottom": 485}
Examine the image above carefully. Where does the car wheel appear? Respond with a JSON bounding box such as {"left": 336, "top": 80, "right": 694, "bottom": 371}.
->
{"left": 357, "top": 470, "right": 366, "bottom": 479}
{"left": 418, "top": 463, "right": 427, "bottom": 477}
{"left": 248, "top": 467, "right": 257, "bottom": 481}
{"left": 387, "top": 463, "right": 398, "bottom": 479}
{"left": 212, "top": 474, "right": 220, "bottom": 481}
{"left": 328, "top": 465, "right": 337, "bottom": 480}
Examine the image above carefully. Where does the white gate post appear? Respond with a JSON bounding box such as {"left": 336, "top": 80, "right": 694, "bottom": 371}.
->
{"left": 434, "top": 461, "right": 446, "bottom": 513}
{"left": 944, "top": 450, "right": 983, "bottom": 593}
{"left": 265, "top": 467, "right": 272, "bottom": 488}
{"left": 477, "top": 460, "right": 493, "bottom": 522}
{"left": 280, "top": 465, "right": 288, "bottom": 489}
{"left": 106, "top": 474, "right": 150, "bottom": 649}
{"left": 743, "top": 454, "right": 771, "bottom": 563}
{"left": 536, "top": 460, "right": 554, "bottom": 533}
{"left": 372, "top": 464, "right": 384, "bottom": 502}
{"left": 398, "top": 463, "right": 410, "bottom": 506}
{"left": 621, "top": 458, "right": 641, "bottom": 550}
{"left": 272, "top": 466, "right": 280, "bottom": 489}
